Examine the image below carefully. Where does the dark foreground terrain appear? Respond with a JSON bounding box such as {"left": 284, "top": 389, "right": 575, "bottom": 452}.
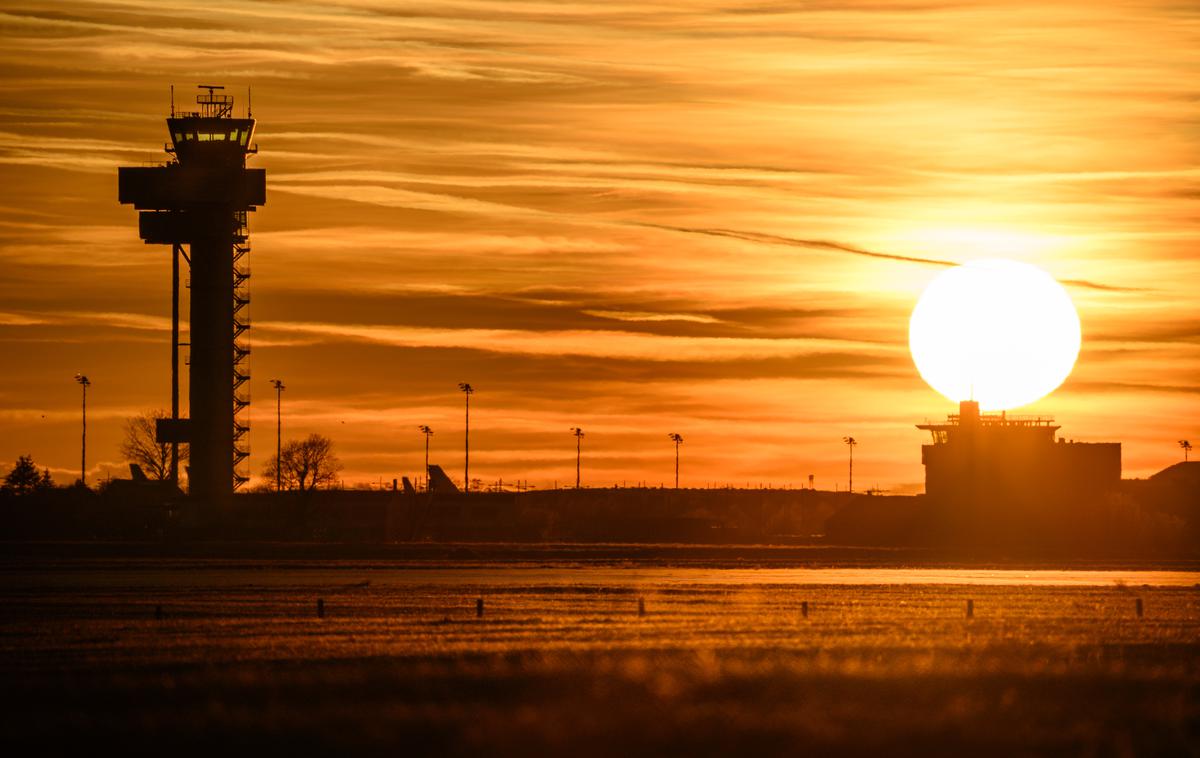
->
{"left": 1, "top": 546, "right": 1198, "bottom": 755}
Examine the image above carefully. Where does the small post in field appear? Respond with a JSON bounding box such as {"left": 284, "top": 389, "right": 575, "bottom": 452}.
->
{"left": 966, "top": 599, "right": 974, "bottom": 619}
{"left": 1135, "top": 598, "right": 1144, "bottom": 618}
{"left": 317, "top": 598, "right": 325, "bottom": 618}
{"left": 638, "top": 597, "right": 646, "bottom": 617}
{"left": 477, "top": 597, "right": 484, "bottom": 618}
{"left": 801, "top": 601, "right": 809, "bottom": 619}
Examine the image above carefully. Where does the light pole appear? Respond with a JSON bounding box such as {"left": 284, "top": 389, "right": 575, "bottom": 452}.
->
{"left": 419, "top": 425, "right": 433, "bottom": 491}
{"left": 843, "top": 436, "right": 857, "bottom": 494}
{"left": 458, "top": 383, "right": 474, "bottom": 492}
{"left": 1182, "top": 440, "right": 1193, "bottom": 462}
{"left": 270, "top": 379, "right": 285, "bottom": 491}
{"left": 668, "top": 433, "right": 683, "bottom": 489}
{"left": 74, "top": 374, "right": 89, "bottom": 486}
{"left": 571, "top": 427, "right": 584, "bottom": 488}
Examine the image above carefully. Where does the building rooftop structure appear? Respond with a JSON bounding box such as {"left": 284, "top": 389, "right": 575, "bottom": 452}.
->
{"left": 917, "top": 400, "right": 1121, "bottom": 511}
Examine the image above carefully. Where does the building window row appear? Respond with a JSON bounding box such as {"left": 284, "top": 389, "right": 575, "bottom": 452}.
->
{"left": 174, "top": 130, "right": 251, "bottom": 145}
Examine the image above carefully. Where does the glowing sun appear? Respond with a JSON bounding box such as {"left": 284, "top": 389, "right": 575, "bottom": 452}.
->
{"left": 909, "top": 259, "right": 1081, "bottom": 411}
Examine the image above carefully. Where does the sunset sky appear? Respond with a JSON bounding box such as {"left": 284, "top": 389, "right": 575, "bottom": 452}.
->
{"left": 0, "top": 0, "right": 1196, "bottom": 492}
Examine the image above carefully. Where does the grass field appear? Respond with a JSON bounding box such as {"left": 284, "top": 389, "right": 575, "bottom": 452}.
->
{"left": 1, "top": 553, "right": 1198, "bottom": 755}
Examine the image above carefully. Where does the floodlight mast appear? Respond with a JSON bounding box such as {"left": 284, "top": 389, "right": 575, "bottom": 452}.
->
{"left": 419, "top": 425, "right": 433, "bottom": 492}
{"left": 571, "top": 427, "right": 585, "bottom": 489}
{"left": 843, "top": 436, "right": 858, "bottom": 494}
{"left": 668, "top": 433, "right": 683, "bottom": 489}
{"left": 270, "top": 379, "right": 285, "bottom": 492}
{"left": 458, "top": 383, "right": 474, "bottom": 492}
{"left": 74, "top": 374, "right": 90, "bottom": 485}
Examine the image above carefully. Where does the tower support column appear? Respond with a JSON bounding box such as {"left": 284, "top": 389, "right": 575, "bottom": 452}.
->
{"left": 188, "top": 211, "right": 235, "bottom": 506}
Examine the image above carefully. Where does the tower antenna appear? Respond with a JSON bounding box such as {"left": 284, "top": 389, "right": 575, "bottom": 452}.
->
{"left": 247, "top": 86, "right": 252, "bottom": 119}
{"left": 170, "top": 84, "right": 174, "bottom": 117}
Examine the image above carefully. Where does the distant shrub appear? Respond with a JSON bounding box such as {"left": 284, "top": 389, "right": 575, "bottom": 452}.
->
{"left": 2, "top": 455, "right": 53, "bottom": 496}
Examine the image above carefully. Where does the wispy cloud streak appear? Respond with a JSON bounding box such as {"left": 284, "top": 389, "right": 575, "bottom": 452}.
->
{"left": 640, "top": 223, "right": 1143, "bottom": 292}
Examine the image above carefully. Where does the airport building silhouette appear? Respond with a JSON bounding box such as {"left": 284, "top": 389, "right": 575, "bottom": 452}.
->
{"left": 917, "top": 400, "right": 1121, "bottom": 509}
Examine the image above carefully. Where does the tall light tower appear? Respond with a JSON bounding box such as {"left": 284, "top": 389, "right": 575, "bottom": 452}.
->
{"left": 74, "top": 374, "right": 90, "bottom": 486}
{"left": 458, "top": 383, "right": 474, "bottom": 492}
{"left": 571, "top": 427, "right": 585, "bottom": 489}
{"left": 119, "top": 85, "right": 265, "bottom": 507}
{"left": 270, "top": 379, "right": 285, "bottom": 492}
{"left": 843, "top": 436, "right": 857, "bottom": 494}
{"left": 668, "top": 433, "right": 683, "bottom": 489}
{"left": 419, "top": 425, "right": 433, "bottom": 491}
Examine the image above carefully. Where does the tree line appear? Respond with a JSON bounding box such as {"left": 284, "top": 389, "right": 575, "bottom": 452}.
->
{"left": 3, "top": 409, "right": 341, "bottom": 494}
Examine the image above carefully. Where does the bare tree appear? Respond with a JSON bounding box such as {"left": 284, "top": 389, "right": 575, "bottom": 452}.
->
{"left": 263, "top": 433, "right": 342, "bottom": 492}
{"left": 120, "top": 409, "right": 188, "bottom": 481}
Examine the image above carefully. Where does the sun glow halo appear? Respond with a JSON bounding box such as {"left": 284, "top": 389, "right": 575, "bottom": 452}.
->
{"left": 908, "top": 259, "right": 1081, "bottom": 411}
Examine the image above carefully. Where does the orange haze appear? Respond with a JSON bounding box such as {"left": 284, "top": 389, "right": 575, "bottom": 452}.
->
{"left": 0, "top": 1, "right": 1196, "bottom": 491}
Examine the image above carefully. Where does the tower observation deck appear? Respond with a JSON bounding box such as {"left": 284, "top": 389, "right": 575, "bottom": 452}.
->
{"left": 118, "top": 86, "right": 266, "bottom": 507}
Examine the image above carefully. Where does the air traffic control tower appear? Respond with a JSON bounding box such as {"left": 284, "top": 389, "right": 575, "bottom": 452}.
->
{"left": 119, "top": 86, "right": 266, "bottom": 506}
